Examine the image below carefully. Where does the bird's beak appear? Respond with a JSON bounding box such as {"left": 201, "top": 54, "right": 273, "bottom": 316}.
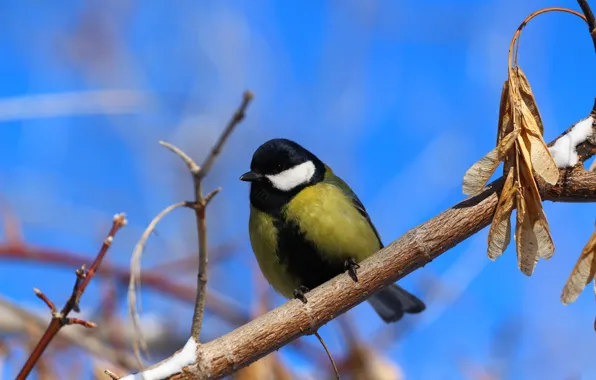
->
{"left": 239, "top": 171, "right": 262, "bottom": 182}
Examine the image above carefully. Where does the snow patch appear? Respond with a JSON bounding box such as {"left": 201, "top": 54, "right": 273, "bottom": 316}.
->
{"left": 121, "top": 337, "right": 197, "bottom": 380}
{"left": 549, "top": 116, "right": 594, "bottom": 168}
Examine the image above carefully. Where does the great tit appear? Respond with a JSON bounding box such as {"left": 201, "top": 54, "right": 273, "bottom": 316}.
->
{"left": 240, "top": 138, "right": 425, "bottom": 323}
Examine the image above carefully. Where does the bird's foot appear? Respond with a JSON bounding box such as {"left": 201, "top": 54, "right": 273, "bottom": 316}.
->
{"left": 293, "top": 285, "right": 310, "bottom": 304}
{"left": 344, "top": 258, "right": 360, "bottom": 282}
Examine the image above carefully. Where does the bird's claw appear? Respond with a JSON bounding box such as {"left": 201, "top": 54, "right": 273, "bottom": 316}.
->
{"left": 293, "top": 285, "right": 310, "bottom": 304}
{"left": 344, "top": 258, "right": 360, "bottom": 282}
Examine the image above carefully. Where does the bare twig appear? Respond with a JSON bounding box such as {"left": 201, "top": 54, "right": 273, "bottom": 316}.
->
{"left": 128, "top": 201, "right": 189, "bottom": 366}
{"left": 33, "top": 288, "right": 57, "bottom": 313}
{"left": 189, "top": 90, "right": 253, "bottom": 341}
{"left": 314, "top": 331, "right": 340, "bottom": 380}
{"left": 160, "top": 91, "right": 253, "bottom": 342}
{"left": 16, "top": 214, "right": 127, "bottom": 379}
{"left": 577, "top": 0, "right": 596, "bottom": 52}
{"left": 124, "top": 91, "right": 253, "bottom": 374}
{"left": 196, "top": 91, "right": 254, "bottom": 181}
{"left": 203, "top": 187, "right": 222, "bottom": 206}
{"left": 160, "top": 142, "right": 200, "bottom": 174}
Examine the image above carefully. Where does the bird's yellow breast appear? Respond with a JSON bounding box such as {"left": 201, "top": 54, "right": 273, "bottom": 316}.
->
{"left": 284, "top": 182, "right": 381, "bottom": 260}
{"left": 248, "top": 181, "right": 381, "bottom": 299}
{"left": 248, "top": 208, "right": 289, "bottom": 295}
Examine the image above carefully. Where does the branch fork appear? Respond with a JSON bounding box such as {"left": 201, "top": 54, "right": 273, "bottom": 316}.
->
{"left": 16, "top": 213, "right": 127, "bottom": 380}
{"left": 125, "top": 92, "right": 253, "bottom": 376}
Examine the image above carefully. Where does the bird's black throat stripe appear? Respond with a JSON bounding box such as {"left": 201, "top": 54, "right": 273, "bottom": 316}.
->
{"left": 273, "top": 218, "right": 344, "bottom": 291}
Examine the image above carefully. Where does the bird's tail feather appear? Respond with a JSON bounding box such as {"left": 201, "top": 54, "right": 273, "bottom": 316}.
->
{"left": 367, "top": 284, "right": 425, "bottom": 323}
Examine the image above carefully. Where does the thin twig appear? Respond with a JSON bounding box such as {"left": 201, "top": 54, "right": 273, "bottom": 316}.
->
{"left": 204, "top": 187, "right": 222, "bottom": 206}
{"left": 159, "top": 142, "right": 200, "bottom": 174}
{"left": 196, "top": 91, "right": 254, "bottom": 181}
{"left": 191, "top": 90, "right": 253, "bottom": 341}
{"left": 33, "top": 288, "right": 57, "bottom": 313}
{"left": 577, "top": 0, "right": 596, "bottom": 52}
{"left": 314, "top": 331, "right": 340, "bottom": 380}
{"left": 16, "top": 213, "right": 127, "bottom": 380}
{"left": 125, "top": 90, "right": 253, "bottom": 374}
{"left": 128, "top": 201, "right": 189, "bottom": 368}
{"left": 160, "top": 91, "right": 253, "bottom": 342}
{"left": 66, "top": 317, "right": 97, "bottom": 328}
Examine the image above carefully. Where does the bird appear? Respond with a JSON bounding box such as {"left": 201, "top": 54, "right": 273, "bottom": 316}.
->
{"left": 240, "top": 138, "right": 425, "bottom": 322}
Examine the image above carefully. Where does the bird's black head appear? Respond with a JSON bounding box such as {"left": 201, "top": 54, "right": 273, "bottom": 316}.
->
{"left": 240, "top": 138, "right": 325, "bottom": 213}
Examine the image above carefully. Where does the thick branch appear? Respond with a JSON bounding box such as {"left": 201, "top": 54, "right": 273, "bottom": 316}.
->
{"left": 108, "top": 108, "right": 596, "bottom": 380}
{"left": 167, "top": 171, "right": 594, "bottom": 379}
{"left": 538, "top": 167, "right": 596, "bottom": 201}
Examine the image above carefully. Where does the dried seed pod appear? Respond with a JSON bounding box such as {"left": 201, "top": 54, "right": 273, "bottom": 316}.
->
{"left": 487, "top": 167, "right": 517, "bottom": 260}
{"left": 561, "top": 229, "right": 596, "bottom": 305}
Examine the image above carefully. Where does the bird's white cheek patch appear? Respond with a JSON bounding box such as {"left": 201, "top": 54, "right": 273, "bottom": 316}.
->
{"left": 267, "top": 161, "right": 316, "bottom": 191}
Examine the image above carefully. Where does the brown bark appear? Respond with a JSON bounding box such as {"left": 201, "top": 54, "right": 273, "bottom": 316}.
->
{"left": 163, "top": 164, "right": 596, "bottom": 379}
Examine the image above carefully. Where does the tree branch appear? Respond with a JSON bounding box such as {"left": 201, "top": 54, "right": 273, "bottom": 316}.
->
{"left": 111, "top": 105, "right": 596, "bottom": 379}
{"left": 16, "top": 213, "right": 127, "bottom": 380}
{"left": 181, "top": 174, "right": 595, "bottom": 380}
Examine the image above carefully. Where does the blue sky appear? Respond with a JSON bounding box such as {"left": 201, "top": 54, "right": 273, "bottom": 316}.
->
{"left": 0, "top": 1, "right": 595, "bottom": 379}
